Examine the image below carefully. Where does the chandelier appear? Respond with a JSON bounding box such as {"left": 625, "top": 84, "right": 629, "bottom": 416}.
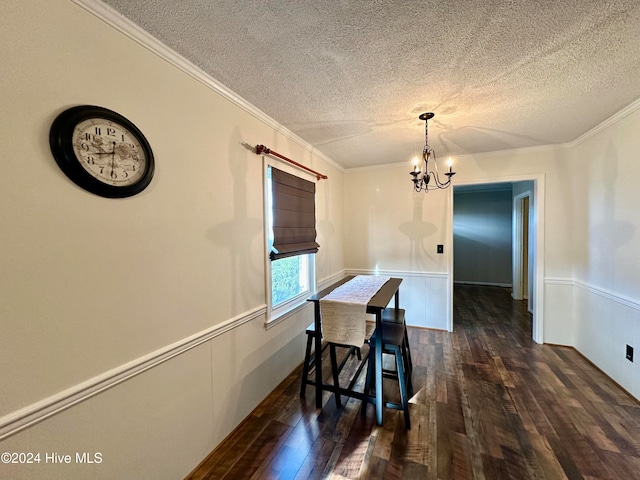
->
{"left": 409, "top": 112, "right": 455, "bottom": 192}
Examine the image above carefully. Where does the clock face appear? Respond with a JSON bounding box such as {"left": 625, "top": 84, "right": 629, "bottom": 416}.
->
{"left": 72, "top": 118, "right": 148, "bottom": 187}
{"left": 50, "top": 106, "right": 155, "bottom": 198}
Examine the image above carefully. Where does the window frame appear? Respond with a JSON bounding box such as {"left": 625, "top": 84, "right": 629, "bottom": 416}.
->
{"left": 263, "top": 160, "right": 316, "bottom": 327}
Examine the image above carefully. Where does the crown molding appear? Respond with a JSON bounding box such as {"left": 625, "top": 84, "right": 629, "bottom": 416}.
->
{"left": 566, "top": 97, "right": 640, "bottom": 149}
{"left": 71, "top": 0, "right": 344, "bottom": 173}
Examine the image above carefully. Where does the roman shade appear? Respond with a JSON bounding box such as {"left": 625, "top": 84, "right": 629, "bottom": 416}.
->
{"left": 270, "top": 167, "right": 319, "bottom": 260}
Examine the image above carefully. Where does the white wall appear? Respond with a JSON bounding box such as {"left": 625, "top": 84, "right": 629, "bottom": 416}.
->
{"left": 344, "top": 166, "right": 450, "bottom": 330}
{"left": 569, "top": 106, "right": 640, "bottom": 400}
{"left": 0, "top": 2, "right": 345, "bottom": 478}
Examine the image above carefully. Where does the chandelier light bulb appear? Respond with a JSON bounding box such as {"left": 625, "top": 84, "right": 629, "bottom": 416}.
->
{"left": 412, "top": 156, "right": 420, "bottom": 173}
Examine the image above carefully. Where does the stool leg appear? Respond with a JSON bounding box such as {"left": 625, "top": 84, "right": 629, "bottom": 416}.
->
{"left": 362, "top": 344, "right": 375, "bottom": 418}
{"left": 403, "top": 325, "right": 413, "bottom": 375}
{"left": 300, "top": 332, "right": 314, "bottom": 398}
{"left": 401, "top": 338, "right": 414, "bottom": 398}
{"left": 330, "top": 344, "right": 342, "bottom": 408}
{"left": 395, "top": 349, "right": 411, "bottom": 429}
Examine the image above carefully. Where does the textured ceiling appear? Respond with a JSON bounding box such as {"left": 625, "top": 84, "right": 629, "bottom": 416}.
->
{"left": 103, "top": 0, "right": 640, "bottom": 169}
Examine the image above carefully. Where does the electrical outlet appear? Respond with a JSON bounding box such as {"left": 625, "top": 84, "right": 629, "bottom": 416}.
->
{"left": 437, "top": 244, "right": 444, "bottom": 254}
{"left": 626, "top": 345, "right": 634, "bottom": 362}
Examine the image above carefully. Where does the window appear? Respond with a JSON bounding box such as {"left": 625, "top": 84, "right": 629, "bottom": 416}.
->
{"left": 271, "top": 255, "right": 309, "bottom": 306}
{"left": 265, "top": 166, "right": 317, "bottom": 322}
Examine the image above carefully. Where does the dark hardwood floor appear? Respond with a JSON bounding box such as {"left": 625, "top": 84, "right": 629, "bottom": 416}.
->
{"left": 187, "top": 285, "right": 640, "bottom": 479}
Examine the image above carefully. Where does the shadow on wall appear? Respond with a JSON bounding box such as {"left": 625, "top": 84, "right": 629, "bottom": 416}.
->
{"left": 589, "top": 141, "right": 636, "bottom": 285}
{"left": 205, "top": 134, "right": 263, "bottom": 313}
{"left": 399, "top": 193, "right": 437, "bottom": 271}
{"left": 316, "top": 165, "right": 336, "bottom": 279}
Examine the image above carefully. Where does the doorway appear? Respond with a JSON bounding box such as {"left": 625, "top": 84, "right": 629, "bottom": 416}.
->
{"left": 448, "top": 176, "right": 544, "bottom": 343}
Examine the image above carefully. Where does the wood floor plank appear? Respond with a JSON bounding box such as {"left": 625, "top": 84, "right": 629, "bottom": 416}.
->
{"left": 331, "top": 404, "right": 376, "bottom": 478}
{"left": 385, "top": 413, "right": 410, "bottom": 478}
{"left": 293, "top": 437, "right": 337, "bottom": 480}
{"left": 403, "top": 402, "right": 429, "bottom": 465}
{"left": 400, "top": 460, "right": 429, "bottom": 479}
{"left": 186, "top": 414, "right": 270, "bottom": 480}
{"left": 187, "top": 285, "right": 640, "bottom": 480}
{"left": 227, "top": 420, "right": 291, "bottom": 479}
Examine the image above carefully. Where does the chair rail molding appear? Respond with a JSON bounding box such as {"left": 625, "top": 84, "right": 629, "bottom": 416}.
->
{"left": 0, "top": 304, "right": 266, "bottom": 442}
{"left": 545, "top": 276, "right": 640, "bottom": 312}
{"left": 345, "top": 268, "right": 448, "bottom": 279}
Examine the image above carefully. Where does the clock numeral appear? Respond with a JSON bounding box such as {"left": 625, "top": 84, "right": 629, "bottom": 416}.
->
{"left": 106, "top": 127, "right": 116, "bottom": 137}
{"left": 81, "top": 142, "right": 89, "bottom": 151}
{"left": 86, "top": 156, "right": 95, "bottom": 165}
{"left": 110, "top": 170, "right": 117, "bottom": 179}
{"left": 121, "top": 134, "right": 126, "bottom": 141}
{"left": 123, "top": 171, "right": 129, "bottom": 178}
{"left": 84, "top": 133, "right": 95, "bottom": 141}
{"left": 94, "top": 127, "right": 101, "bottom": 135}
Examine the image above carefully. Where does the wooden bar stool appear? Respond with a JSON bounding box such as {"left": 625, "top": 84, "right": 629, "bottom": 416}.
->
{"left": 300, "top": 323, "right": 361, "bottom": 401}
{"left": 382, "top": 307, "right": 413, "bottom": 380}
{"left": 363, "top": 309, "right": 412, "bottom": 429}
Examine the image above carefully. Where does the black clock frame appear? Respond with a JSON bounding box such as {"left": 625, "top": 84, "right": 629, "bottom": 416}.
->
{"left": 49, "top": 105, "right": 155, "bottom": 198}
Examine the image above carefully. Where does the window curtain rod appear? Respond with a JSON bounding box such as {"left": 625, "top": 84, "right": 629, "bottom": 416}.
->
{"left": 255, "top": 144, "right": 328, "bottom": 180}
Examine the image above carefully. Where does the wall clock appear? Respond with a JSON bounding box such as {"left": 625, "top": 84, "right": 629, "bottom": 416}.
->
{"left": 49, "top": 105, "right": 155, "bottom": 198}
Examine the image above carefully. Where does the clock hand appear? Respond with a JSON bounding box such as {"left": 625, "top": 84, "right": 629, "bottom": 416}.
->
{"left": 110, "top": 141, "right": 117, "bottom": 177}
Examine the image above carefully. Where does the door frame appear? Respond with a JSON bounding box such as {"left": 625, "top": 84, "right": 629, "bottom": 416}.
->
{"left": 513, "top": 191, "right": 530, "bottom": 302}
{"left": 447, "top": 173, "right": 545, "bottom": 343}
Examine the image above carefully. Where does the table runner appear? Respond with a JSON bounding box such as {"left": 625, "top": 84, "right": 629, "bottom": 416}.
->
{"left": 320, "top": 275, "right": 390, "bottom": 347}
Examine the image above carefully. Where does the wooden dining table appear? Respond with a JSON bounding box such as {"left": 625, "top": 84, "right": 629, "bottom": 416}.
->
{"left": 306, "top": 275, "right": 403, "bottom": 425}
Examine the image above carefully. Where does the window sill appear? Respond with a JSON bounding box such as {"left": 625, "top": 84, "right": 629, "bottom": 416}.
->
{"left": 265, "top": 297, "right": 312, "bottom": 330}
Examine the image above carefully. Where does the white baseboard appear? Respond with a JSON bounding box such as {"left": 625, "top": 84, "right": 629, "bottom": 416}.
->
{"left": 454, "top": 281, "right": 512, "bottom": 288}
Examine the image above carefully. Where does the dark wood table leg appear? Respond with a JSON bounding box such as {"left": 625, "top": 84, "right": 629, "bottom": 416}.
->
{"left": 375, "top": 308, "right": 383, "bottom": 425}
{"left": 314, "top": 302, "right": 323, "bottom": 409}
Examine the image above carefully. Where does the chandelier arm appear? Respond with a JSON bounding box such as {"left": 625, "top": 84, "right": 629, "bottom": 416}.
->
{"left": 431, "top": 169, "right": 449, "bottom": 188}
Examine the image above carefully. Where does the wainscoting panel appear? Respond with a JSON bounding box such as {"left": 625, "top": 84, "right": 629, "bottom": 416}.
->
{"left": 543, "top": 278, "right": 576, "bottom": 346}
{"left": 346, "top": 269, "right": 449, "bottom": 330}
{"left": 574, "top": 281, "right": 640, "bottom": 400}
{"left": 0, "top": 344, "right": 215, "bottom": 480}
{"left": 0, "top": 304, "right": 314, "bottom": 479}
{"left": 209, "top": 304, "right": 313, "bottom": 444}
